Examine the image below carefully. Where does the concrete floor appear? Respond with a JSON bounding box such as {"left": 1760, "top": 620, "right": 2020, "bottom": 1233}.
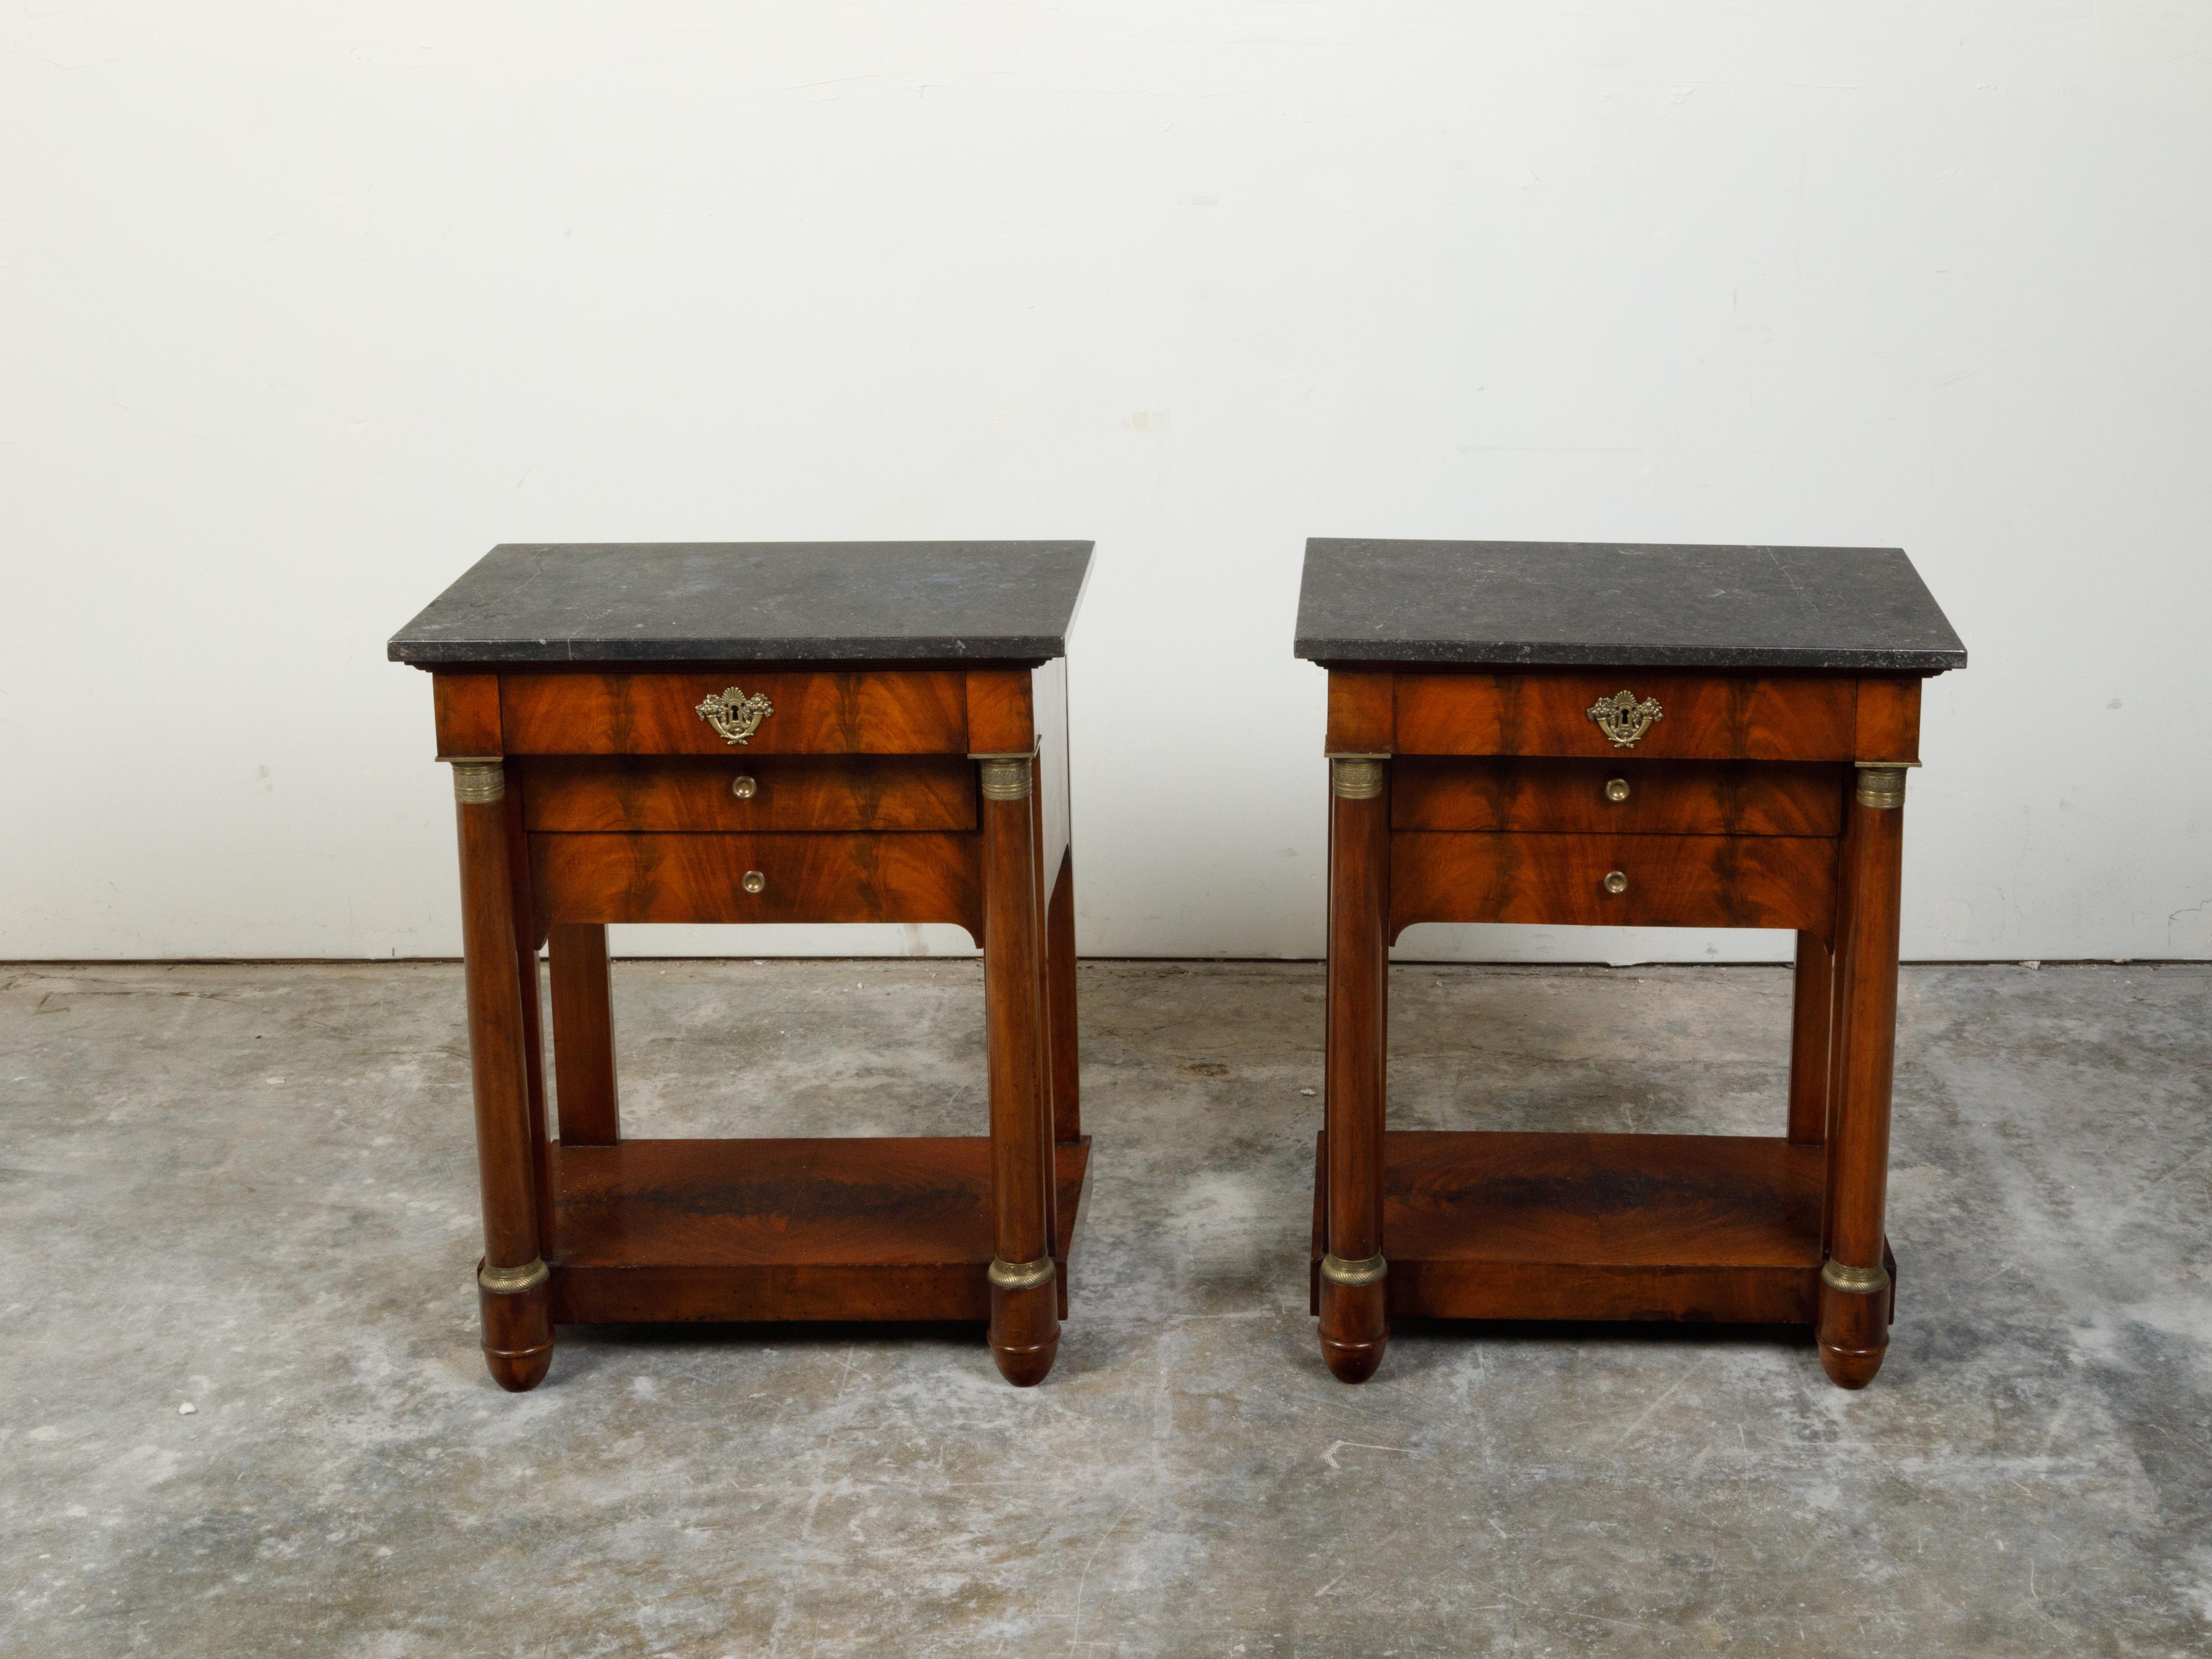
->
{"left": 3, "top": 959, "right": 2208, "bottom": 1657}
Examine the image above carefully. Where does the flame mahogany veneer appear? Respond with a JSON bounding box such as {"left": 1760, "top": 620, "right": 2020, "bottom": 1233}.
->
{"left": 392, "top": 541, "right": 1094, "bottom": 1392}
{"left": 1295, "top": 538, "right": 1964, "bottom": 1391}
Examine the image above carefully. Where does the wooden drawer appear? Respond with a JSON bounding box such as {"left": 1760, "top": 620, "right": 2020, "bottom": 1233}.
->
{"left": 519, "top": 755, "right": 977, "bottom": 833}
{"left": 531, "top": 832, "right": 983, "bottom": 935}
{"left": 1392, "top": 672, "right": 1856, "bottom": 761}
{"left": 499, "top": 670, "right": 968, "bottom": 757}
{"left": 1389, "top": 832, "right": 1837, "bottom": 940}
{"left": 1391, "top": 758, "right": 1843, "bottom": 837}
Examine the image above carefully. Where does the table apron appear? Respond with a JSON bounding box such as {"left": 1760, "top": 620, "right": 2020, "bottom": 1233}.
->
{"left": 500, "top": 670, "right": 970, "bottom": 755}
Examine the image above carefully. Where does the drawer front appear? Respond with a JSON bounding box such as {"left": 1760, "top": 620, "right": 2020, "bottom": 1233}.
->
{"left": 500, "top": 671, "right": 968, "bottom": 756}
{"left": 1390, "top": 832, "right": 1837, "bottom": 940}
{"left": 531, "top": 832, "right": 983, "bottom": 935}
{"left": 1393, "top": 672, "right": 1856, "bottom": 761}
{"left": 1391, "top": 759, "right": 1844, "bottom": 837}
{"left": 519, "top": 756, "right": 977, "bottom": 833}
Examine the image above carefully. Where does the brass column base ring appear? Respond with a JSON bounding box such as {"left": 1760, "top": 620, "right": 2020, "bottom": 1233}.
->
{"left": 1319, "top": 1251, "right": 1387, "bottom": 1288}
{"left": 1820, "top": 1258, "right": 1891, "bottom": 1296}
{"left": 478, "top": 1257, "right": 549, "bottom": 1295}
{"left": 987, "top": 1255, "right": 1056, "bottom": 1292}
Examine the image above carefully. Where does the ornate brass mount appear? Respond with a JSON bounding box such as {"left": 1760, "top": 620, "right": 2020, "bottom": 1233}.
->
{"left": 1587, "top": 690, "right": 1663, "bottom": 748}
{"left": 695, "top": 685, "right": 774, "bottom": 745}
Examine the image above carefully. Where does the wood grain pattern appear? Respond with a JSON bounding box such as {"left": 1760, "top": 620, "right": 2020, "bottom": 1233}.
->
{"left": 530, "top": 831, "right": 984, "bottom": 935}
{"left": 519, "top": 755, "right": 976, "bottom": 833}
{"left": 1319, "top": 762, "right": 1391, "bottom": 1383}
{"left": 1034, "top": 657, "right": 1072, "bottom": 883}
{"left": 1787, "top": 931, "right": 1833, "bottom": 1146}
{"left": 1046, "top": 850, "right": 1080, "bottom": 1145}
{"left": 547, "top": 922, "right": 619, "bottom": 1146}
{"left": 982, "top": 763, "right": 1059, "bottom": 1384}
{"left": 1390, "top": 832, "right": 1838, "bottom": 940}
{"left": 1395, "top": 671, "right": 1856, "bottom": 761}
{"left": 500, "top": 670, "right": 968, "bottom": 756}
{"left": 1326, "top": 671, "right": 1394, "bottom": 753}
{"left": 433, "top": 672, "right": 502, "bottom": 755}
{"left": 963, "top": 668, "right": 1035, "bottom": 755}
{"left": 1315, "top": 1131, "right": 1827, "bottom": 1323}
{"left": 1854, "top": 677, "right": 1923, "bottom": 761}
{"left": 547, "top": 1136, "right": 1090, "bottom": 1324}
{"left": 1819, "top": 789, "right": 1907, "bottom": 1387}
{"left": 455, "top": 779, "right": 554, "bottom": 1390}
{"left": 1391, "top": 758, "right": 1845, "bottom": 837}
{"left": 503, "top": 784, "right": 554, "bottom": 1256}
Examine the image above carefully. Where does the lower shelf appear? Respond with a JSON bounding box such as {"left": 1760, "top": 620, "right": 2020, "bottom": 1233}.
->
{"left": 1310, "top": 1130, "right": 1891, "bottom": 1326}
{"left": 547, "top": 1134, "right": 1090, "bottom": 1325}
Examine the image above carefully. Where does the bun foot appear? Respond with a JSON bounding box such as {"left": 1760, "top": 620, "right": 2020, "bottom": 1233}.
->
{"left": 988, "top": 1260, "right": 1061, "bottom": 1387}
{"left": 1816, "top": 1261, "right": 1891, "bottom": 1391}
{"left": 1818, "top": 1342, "right": 1887, "bottom": 1390}
{"left": 485, "top": 1341, "right": 554, "bottom": 1393}
{"left": 478, "top": 1261, "right": 554, "bottom": 1394}
{"left": 1318, "top": 1270, "right": 1388, "bottom": 1384}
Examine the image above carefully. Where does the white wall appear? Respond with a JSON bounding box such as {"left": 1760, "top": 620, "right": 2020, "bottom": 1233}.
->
{"left": 3, "top": 3, "right": 2208, "bottom": 964}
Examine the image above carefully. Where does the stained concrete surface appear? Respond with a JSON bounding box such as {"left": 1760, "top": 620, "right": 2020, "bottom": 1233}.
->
{"left": 3, "top": 959, "right": 2208, "bottom": 1657}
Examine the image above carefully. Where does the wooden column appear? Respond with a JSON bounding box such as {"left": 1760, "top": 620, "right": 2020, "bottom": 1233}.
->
{"left": 1817, "top": 763, "right": 1908, "bottom": 1388}
{"left": 1786, "top": 931, "right": 1833, "bottom": 1145}
{"left": 1319, "top": 754, "right": 1390, "bottom": 1383}
{"left": 548, "top": 922, "right": 620, "bottom": 1146}
{"left": 1046, "top": 851, "right": 1081, "bottom": 1145}
{"left": 451, "top": 759, "right": 554, "bottom": 1392}
{"left": 978, "top": 752, "right": 1060, "bottom": 1385}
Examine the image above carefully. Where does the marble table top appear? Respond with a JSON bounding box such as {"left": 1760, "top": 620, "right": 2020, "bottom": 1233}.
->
{"left": 1295, "top": 539, "right": 1965, "bottom": 671}
{"left": 390, "top": 541, "right": 1094, "bottom": 666}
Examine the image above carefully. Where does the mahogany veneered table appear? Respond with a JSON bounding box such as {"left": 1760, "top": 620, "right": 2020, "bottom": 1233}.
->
{"left": 1295, "top": 539, "right": 1965, "bottom": 1389}
{"left": 390, "top": 541, "right": 1092, "bottom": 1390}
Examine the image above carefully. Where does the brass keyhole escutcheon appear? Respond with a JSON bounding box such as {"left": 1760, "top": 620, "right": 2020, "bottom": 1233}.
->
{"left": 742, "top": 870, "right": 766, "bottom": 895}
{"left": 731, "top": 774, "right": 758, "bottom": 800}
{"left": 1588, "top": 690, "right": 1663, "bottom": 748}
{"left": 1602, "top": 870, "right": 1629, "bottom": 895}
{"left": 1604, "top": 778, "right": 1631, "bottom": 804}
{"left": 696, "top": 685, "right": 774, "bottom": 745}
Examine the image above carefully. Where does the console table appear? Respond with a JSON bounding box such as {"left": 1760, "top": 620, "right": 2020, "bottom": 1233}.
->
{"left": 1295, "top": 540, "right": 1965, "bottom": 1388}
{"left": 389, "top": 541, "right": 1093, "bottom": 1390}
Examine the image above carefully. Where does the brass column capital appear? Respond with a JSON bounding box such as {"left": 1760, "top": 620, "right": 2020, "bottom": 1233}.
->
{"left": 1329, "top": 757, "right": 1386, "bottom": 800}
{"left": 444, "top": 758, "right": 505, "bottom": 805}
{"left": 972, "top": 753, "right": 1034, "bottom": 801}
{"left": 1854, "top": 761, "right": 1918, "bottom": 810}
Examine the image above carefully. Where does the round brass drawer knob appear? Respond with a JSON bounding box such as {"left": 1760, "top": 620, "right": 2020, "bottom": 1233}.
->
{"left": 1604, "top": 778, "right": 1631, "bottom": 803}
{"left": 742, "top": 870, "right": 766, "bottom": 895}
{"left": 1602, "top": 870, "right": 1629, "bottom": 895}
{"left": 731, "top": 774, "right": 758, "bottom": 800}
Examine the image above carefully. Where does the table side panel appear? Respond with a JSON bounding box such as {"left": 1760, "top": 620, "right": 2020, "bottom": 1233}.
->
{"left": 1034, "top": 657, "right": 1072, "bottom": 879}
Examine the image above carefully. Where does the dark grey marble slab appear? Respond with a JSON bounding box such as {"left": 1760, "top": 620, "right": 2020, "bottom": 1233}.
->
{"left": 389, "top": 542, "right": 1094, "bottom": 666}
{"left": 1295, "top": 540, "right": 1965, "bottom": 671}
